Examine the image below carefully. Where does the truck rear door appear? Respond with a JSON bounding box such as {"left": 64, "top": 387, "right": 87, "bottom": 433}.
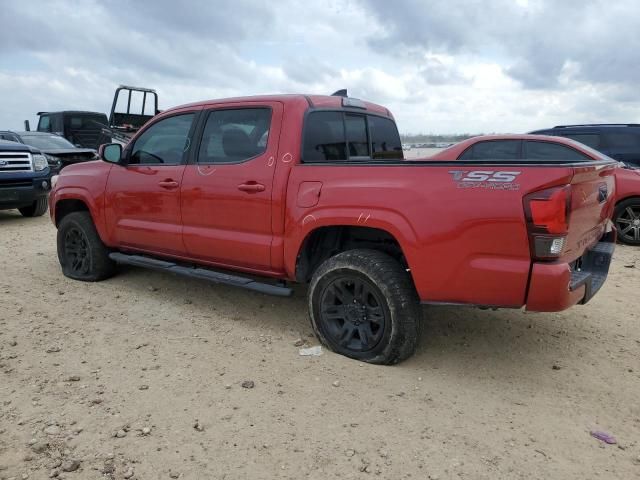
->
{"left": 180, "top": 101, "right": 283, "bottom": 271}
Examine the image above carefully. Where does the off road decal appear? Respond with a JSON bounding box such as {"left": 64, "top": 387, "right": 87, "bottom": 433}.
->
{"left": 448, "top": 170, "right": 522, "bottom": 191}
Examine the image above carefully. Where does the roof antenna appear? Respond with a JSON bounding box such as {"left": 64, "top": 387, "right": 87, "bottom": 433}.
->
{"left": 331, "top": 89, "right": 348, "bottom": 97}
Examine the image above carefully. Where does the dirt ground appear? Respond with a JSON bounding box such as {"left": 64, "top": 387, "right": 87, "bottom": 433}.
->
{"left": 0, "top": 211, "right": 639, "bottom": 480}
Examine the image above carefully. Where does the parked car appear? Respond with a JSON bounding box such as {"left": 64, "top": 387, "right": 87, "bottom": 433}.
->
{"left": 529, "top": 124, "right": 640, "bottom": 167}
{"left": 49, "top": 94, "right": 617, "bottom": 364}
{"left": 612, "top": 163, "right": 640, "bottom": 245}
{"left": 0, "top": 140, "right": 51, "bottom": 217}
{"left": 0, "top": 131, "right": 98, "bottom": 173}
{"left": 429, "top": 134, "right": 640, "bottom": 245}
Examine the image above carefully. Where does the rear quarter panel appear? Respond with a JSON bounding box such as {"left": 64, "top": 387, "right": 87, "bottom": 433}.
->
{"left": 285, "top": 163, "right": 577, "bottom": 307}
{"left": 614, "top": 166, "right": 640, "bottom": 202}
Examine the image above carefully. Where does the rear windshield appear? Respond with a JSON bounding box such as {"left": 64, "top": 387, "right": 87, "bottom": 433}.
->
{"left": 66, "top": 115, "right": 108, "bottom": 130}
{"left": 302, "top": 111, "right": 403, "bottom": 162}
{"left": 20, "top": 134, "right": 76, "bottom": 150}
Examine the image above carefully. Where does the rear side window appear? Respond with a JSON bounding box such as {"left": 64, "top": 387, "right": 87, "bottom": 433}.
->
{"left": 458, "top": 140, "right": 521, "bottom": 160}
{"left": 605, "top": 132, "right": 640, "bottom": 149}
{"left": 561, "top": 133, "right": 601, "bottom": 149}
{"left": 524, "top": 141, "right": 592, "bottom": 161}
{"left": 303, "top": 111, "right": 402, "bottom": 162}
{"left": 198, "top": 108, "right": 271, "bottom": 164}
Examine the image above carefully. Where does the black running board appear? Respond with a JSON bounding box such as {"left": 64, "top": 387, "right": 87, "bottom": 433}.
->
{"left": 108, "top": 252, "right": 293, "bottom": 297}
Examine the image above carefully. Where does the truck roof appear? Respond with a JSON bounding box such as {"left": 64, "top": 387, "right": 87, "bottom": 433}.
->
{"left": 37, "top": 111, "right": 108, "bottom": 117}
{"left": 163, "top": 94, "right": 393, "bottom": 117}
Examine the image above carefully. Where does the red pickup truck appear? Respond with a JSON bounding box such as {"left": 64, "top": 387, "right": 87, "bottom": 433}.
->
{"left": 49, "top": 93, "right": 617, "bottom": 364}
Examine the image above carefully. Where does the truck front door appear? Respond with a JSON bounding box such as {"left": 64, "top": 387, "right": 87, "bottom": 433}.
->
{"left": 104, "top": 111, "right": 199, "bottom": 256}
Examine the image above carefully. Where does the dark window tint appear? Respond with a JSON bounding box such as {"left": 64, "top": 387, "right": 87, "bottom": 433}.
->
{"left": 20, "top": 134, "right": 75, "bottom": 150}
{"left": 561, "top": 133, "right": 601, "bottom": 149}
{"left": 0, "top": 133, "right": 19, "bottom": 142}
{"left": 524, "top": 141, "right": 591, "bottom": 161}
{"left": 605, "top": 132, "right": 640, "bottom": 148}
{"left": 303, "top": 111, "right": 347, "bottom": 162}
{"left": 198, "top": 108, "right": 271, "bottom": 164}
{"left": 369, "top": 116, "right": 403, "bottom": 159}
{"left": 67, "top": 115, "right": 107, "bottom": 130}
{"left": 345, "top": 114, "right": 369, "bottom": 158}
{"left": 130, "top": 113, "right": 194, "bottom": 165}
{"left": 458, "top": 140, "right": 520, "bottom": 160}
{"left": 38, "top": 116, "right": 51, "bottom": 132}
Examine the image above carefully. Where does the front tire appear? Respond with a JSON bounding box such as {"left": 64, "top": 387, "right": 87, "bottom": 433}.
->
{"left": 18, "top": 197, "right": 48, "bottom": 217}
{"left": 614, "top": 198, "right": 640, "bottom": 245}
{"left": 308, "top": 249, "right": 421, "bottom": 365}
{"left": 57, "top": 211, "right": 116, "bottom": 281}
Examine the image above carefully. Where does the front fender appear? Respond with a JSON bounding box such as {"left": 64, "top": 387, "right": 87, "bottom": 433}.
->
{"left": 50, "top": 186, "right": 109, "bottom": 243}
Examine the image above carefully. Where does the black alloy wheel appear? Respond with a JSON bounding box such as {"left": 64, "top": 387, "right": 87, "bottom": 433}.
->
{"left": 615, "top": 200, "right": 640, "bottom": 245}
{"left": 319, "top": 276, "right": 387, "bottom": 352}
{"left": 64, "top": 227, "right": 91, "bottom": 275}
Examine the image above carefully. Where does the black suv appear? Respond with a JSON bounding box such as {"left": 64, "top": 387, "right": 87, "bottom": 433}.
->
{"left": 0, "top": 140, "right": 51, "bottom": 217}
{"left": 529, "top": 124, "right": 640, "bottom": 167}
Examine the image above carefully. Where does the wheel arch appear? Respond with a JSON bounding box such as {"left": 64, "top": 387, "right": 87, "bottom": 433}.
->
{"left": 615, "top": 195, "right": 640, "bottom": 208}
{"left": 294, "top": 225, "right": 410, "bottom": 283}
{"left": 53, "top": 189, "right": 109, "bottom": 244}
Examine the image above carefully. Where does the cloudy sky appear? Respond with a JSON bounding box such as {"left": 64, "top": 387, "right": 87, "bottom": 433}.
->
{"left": 1, "top": 0, "right": 638, "bottom": 134}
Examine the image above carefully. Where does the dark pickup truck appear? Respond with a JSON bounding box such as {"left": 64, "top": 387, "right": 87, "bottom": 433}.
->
{"left": 0, "top": 140, "right": 51, "bottom": 217}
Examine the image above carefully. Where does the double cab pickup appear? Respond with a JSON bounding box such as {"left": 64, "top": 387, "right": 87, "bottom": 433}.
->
{"left": 49, "top": 93, "right": 617, "bottom": 364}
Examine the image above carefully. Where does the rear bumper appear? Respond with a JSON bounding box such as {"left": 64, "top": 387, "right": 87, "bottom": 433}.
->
{"left": 0, "top": 171, "right": 52, "bottom": 210}
{"left": 525, "top": 231, "right": 615, "bottom": 312}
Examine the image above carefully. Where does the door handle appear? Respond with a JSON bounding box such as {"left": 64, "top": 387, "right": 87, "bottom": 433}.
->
{"left": 158, "top": 180, "right": 179, "bottom": 189}
{"left": 238, "top": 182, "right": 265, "bottom": 193}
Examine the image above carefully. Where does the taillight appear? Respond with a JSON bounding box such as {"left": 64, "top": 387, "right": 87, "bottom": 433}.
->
{"left": 524, "top": 185, "right": 572, "bottom": 260}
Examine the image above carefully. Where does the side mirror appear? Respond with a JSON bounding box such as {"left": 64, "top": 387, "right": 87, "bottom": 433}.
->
{"left": 99, "top": 143, "right": 123, "bottom": 164}
{"left": 24, "top": 120, "right": 31, "bottom": 131}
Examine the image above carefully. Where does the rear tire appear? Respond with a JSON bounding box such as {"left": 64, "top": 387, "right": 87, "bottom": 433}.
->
{"left": 57, "top": 211, "right": 116, "bottom": 281}
{"left": 614, "top": 198, "right": 640, "bottom": 245}
{"left": 18, "top": 197, "right": 48, "bottom": 217}
{"left": 308, "top": 249, "right": 421, "bottom": 365}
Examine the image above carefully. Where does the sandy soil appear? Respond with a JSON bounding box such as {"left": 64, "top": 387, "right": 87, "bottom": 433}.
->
{"left": 0, "top": 211, "right": 639, "bottom": 480}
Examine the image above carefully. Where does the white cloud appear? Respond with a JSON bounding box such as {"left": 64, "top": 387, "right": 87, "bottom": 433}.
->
{"left": 0, "top": 0, "right": 639, "bottom": 134}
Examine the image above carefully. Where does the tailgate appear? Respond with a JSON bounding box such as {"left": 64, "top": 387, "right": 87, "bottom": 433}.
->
{"left": 562, "top": 162, "right": 616, "bottom": 262}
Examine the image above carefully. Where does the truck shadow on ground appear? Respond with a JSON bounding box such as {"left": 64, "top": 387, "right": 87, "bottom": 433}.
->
{"left": 113, "top": 265, "right": 585, "bottom": 379}
{"left": 0, "top": 210, "right": 31, "bottom": 223}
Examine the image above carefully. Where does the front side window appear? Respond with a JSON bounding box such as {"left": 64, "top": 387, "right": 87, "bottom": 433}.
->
{"left": 130, "top": 113, "right": 194, "bottom": 165}
{"left": 524, "top": 141, "right": 591, "bottom": 161}
{"left": 198, "top": 108, "right": 271, "bottom": 164}
{"left": 459, "top": 140, "right": 521, "bottom": 160}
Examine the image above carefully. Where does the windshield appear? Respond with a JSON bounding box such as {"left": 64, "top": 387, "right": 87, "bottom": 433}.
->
{"left": 20, "top": 134, "right": 76, "bottom": 150}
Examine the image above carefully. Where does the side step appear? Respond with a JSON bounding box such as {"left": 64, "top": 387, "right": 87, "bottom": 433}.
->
{"left": 108, "top": 252, "right": 293, "bottom": 297}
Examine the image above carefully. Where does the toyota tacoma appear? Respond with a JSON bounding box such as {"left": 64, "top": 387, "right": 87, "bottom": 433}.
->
{"left": 49, "top": 93, "right": 617, "bottom": 364}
